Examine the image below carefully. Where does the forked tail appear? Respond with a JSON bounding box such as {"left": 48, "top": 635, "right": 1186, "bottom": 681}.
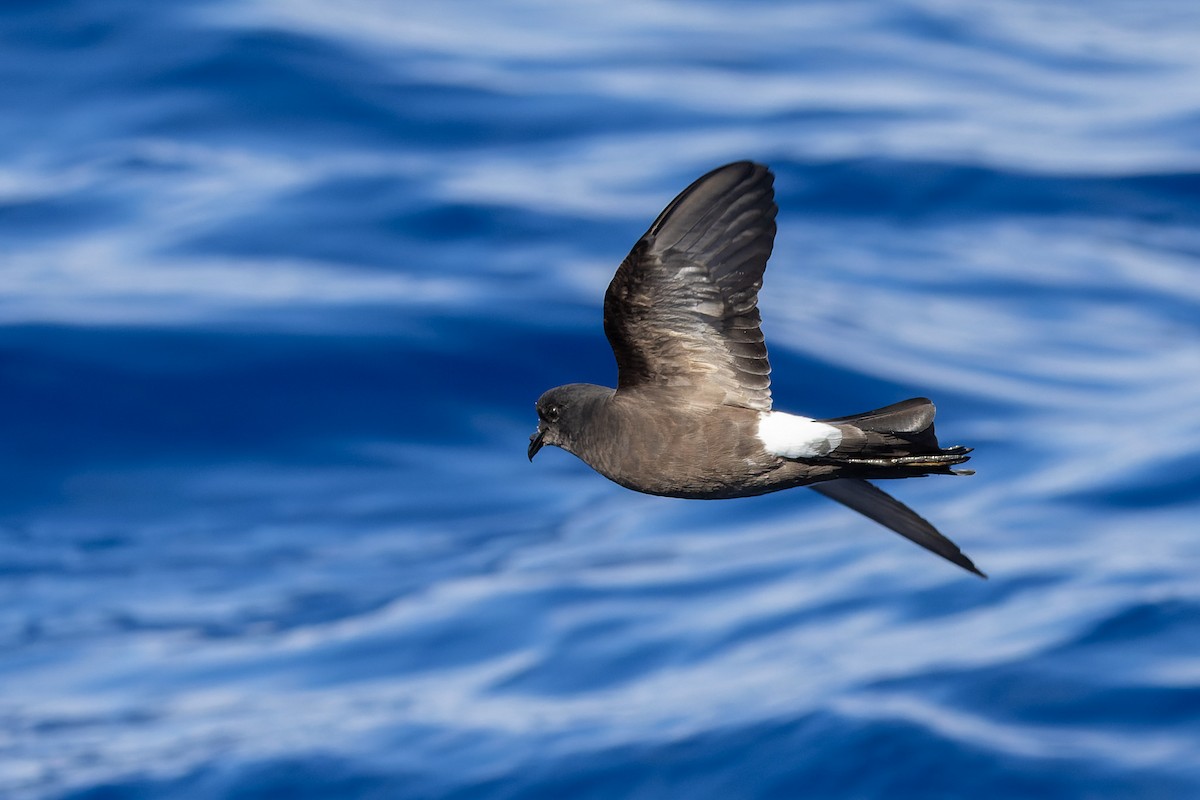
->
{"left": 819, "top": 397, "right": 973, "bottom": 477}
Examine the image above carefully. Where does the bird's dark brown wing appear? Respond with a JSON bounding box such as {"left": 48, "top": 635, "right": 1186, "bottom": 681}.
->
{"left": 811, "top": 479, "right": 986, "bottom": 578}
{"left": 603, "top": 161, "right": 777, "bottom": 411}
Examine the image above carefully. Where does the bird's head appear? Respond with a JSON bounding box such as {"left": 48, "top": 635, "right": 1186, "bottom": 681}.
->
{"left": 527, "top": 383, "right": 611, "bottom": 461}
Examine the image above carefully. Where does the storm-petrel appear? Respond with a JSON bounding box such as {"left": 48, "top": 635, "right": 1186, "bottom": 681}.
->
{"left": 528, "top": 161, "right": 983, "bottom": 577}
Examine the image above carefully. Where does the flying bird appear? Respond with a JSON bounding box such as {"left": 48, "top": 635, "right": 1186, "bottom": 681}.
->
{"left": 528, "top": 161, "right": 983, "bottom": 577}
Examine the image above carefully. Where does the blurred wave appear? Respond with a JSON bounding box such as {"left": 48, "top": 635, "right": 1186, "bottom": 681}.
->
{"left": 2, "top": 0, "right": 1200, "bottom": 798}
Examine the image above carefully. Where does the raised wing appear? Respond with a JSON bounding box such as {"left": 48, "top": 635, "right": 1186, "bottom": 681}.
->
{"left": 603, "top": 161, "right": 777, "bottom": 411}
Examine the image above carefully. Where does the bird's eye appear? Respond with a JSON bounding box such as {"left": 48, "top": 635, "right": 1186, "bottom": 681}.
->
{"left": 546, "top": 405, "right": 560, "bottom": 422}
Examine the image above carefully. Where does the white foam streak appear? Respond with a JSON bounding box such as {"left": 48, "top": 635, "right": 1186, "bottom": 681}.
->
{"left": 208, "top": 0, "right": 1200, "bottom": 172}
{"left": 0, "top": 246, "right": 473, "bottom": 327}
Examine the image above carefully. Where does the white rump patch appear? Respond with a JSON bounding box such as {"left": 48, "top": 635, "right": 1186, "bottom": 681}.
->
{"left": 757, "top": 412, "right": 843, "bottom": 459}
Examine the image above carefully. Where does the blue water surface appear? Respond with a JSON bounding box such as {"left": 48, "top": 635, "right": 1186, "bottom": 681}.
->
{"left": 3, "top": 1, "right": 1200, "bottom": 798}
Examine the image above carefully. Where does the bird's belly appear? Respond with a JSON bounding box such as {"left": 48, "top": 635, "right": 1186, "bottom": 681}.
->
{"left": 583, "top": 422, "right": 811, "bottom": 499}
{"left": 603, "top": 461, "right": 811, "bottom": 500}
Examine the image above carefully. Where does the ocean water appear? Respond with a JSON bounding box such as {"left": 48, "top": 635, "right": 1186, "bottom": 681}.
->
{"left": 3, "top": 1, "right": 1200, "bottom": 797}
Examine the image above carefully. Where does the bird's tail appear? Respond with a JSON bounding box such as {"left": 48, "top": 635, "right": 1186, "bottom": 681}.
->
{"left": 818, "top": 398, "right": 973, "bottom": 477}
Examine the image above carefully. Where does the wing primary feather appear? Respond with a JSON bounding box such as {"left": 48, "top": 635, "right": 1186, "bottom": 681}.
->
{"left": 810, "top": 479, "right": 986, "bottom": 578}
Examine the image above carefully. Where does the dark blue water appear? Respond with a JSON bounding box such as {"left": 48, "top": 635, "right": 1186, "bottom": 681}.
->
{"left": 4, "top": 2, "right": 1200, "bottom": 797}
